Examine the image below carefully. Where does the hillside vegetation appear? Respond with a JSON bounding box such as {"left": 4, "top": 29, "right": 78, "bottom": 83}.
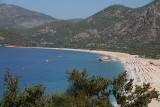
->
{"left": 1, "top": 0, "right": 160, "bottom": 58}
{"left": 0, "top": 28, "right": 35, "bottom": 46}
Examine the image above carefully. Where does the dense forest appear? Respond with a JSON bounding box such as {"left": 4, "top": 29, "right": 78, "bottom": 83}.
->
{"left": 0, "top": 69, "right": 159, "bottom": 107}
{"left": 0, "top": 28, "right": 35, "bottom": 46}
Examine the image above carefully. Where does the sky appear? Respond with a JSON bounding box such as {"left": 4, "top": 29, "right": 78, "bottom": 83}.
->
{"left": 0, "top": 0, "right": 154, "bottom": 20}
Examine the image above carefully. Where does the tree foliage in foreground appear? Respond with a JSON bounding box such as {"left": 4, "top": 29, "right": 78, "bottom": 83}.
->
{"left": 66, "top": 68, "right": 113, "bottom": 106}
{"left": 0, "top": 68, "right": 159, "bottom": 107}
{"left": 112, "top": 71, "right": 160, "bottom": 107}
{"left": 0, "top": 69, "right": 46, "bottom": 107}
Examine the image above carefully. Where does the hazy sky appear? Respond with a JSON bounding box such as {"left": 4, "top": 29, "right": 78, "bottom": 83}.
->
{"left": 0, "top": 0, "right": 154, "bottom": 19}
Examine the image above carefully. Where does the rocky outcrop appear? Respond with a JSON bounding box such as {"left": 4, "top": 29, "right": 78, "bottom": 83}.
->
{"left": 33, "top": 26, "right": 56, "bottom": 37}
{"left": 0, "top": 36, "right": 4, "bottom": 40}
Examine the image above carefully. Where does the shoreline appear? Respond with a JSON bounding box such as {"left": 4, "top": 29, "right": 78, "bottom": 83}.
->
{"left": 3, "top": 46, "right": 160, "bottom": 106}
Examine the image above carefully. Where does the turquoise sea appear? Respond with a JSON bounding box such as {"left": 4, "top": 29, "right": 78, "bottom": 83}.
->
{"left": 0, "top": 47, "right": 124, "bottom": 101}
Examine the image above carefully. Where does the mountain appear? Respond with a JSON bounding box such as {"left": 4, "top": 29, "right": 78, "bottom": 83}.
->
{"left": 67, "top": 18, "right": 83, "bottom": 22}
{"left": 0, "top": 4, "right": 57, "bottom": 28}
{"left": 82, "top": 3, "right": 158, "bottom": 48}
{"left": 1, "top": 0, "right": 160, "bottom": 58}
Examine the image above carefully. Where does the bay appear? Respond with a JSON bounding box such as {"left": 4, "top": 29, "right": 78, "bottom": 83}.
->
{"left": 0, "top": 47, "right": 124, "bottom": 101}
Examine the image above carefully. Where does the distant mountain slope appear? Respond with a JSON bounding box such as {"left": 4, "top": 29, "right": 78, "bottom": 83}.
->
{"left": 0, "top": 4, "right": 57, "bottom": 28}
{"left": 2, "top": 0, "right": 160, "bottom": 58}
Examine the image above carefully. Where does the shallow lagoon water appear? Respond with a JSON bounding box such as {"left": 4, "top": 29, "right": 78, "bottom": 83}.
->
{"left": 0, "top": 47, "right": 124, "bottom": 101}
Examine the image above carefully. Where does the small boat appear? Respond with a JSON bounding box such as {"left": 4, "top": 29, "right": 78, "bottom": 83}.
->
{"left": 97, "top": 56, "right": 112, "bottom": 62}
{"left": 45, "top": 60, "right": 49, "bottom": 62}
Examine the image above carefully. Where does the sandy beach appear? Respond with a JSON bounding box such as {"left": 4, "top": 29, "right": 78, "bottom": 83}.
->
{"left": 12, "top": 47, "right": 160, "bottom": 106}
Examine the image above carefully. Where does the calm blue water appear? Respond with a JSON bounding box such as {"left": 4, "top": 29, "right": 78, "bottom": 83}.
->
{"left": 0, "top": 47, "right": 124, "bottom": 99}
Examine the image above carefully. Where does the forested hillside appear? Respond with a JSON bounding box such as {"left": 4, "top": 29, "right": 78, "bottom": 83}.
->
{"left": 0, "top": 28, "right": 35, "bottom": 46}
{"left": 1, "top": 0, "right": 160, "bottom": 58}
